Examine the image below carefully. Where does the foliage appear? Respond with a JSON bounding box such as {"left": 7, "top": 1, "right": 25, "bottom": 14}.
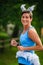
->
{"left": 0, "top": 0, "right": 43, "bottom": 36}
{"left": 0, "top": 32, "right": 9, "bottom": 39}
{"left": 0, "top": 1, "right": 43, "bottom": 65}
{"left": 0, "top": 0, "right": 43, "bottom": 24}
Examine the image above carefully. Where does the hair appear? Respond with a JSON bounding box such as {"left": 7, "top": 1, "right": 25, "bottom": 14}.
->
{"left": 21, "top": 11, "right": 33, "bottom": 19}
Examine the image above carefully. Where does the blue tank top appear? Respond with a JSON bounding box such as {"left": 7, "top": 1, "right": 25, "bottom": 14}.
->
{"left": 18, "top": 26, "right": 36, "bottom": 64}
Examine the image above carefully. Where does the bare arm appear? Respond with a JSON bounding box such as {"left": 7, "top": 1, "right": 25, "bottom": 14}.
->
{"left": 24, "top": 28, "right": 43, "bottom": 51}
{"left": 10, "top": 29, "right": 43, "bottom": 51}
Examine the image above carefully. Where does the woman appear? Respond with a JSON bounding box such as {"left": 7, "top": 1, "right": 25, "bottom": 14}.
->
{"left": 11, "top": 4, "right": 43, "bottom": 65}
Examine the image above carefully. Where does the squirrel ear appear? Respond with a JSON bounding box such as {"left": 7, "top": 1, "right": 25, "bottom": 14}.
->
{"left": 20, "top": 4, "right": 26, "bottom": 12}
{"left": 27, "top": 5, "right": 36, "bottom": 12}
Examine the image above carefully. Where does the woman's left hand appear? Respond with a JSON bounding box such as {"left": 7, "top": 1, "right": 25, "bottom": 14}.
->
{"left": 17, "top": 46, "right": 25, "bottom": 51}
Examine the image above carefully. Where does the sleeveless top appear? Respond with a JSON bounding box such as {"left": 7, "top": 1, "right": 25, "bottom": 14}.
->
{"left": 17, "top": 26, "right": 36, "bottom": 64}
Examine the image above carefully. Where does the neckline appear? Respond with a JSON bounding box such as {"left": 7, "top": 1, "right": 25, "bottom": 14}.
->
{"left": 22, "top": 31, "right": 27, "bottom": 35}
{"left": 21, "top": 25, "right": 32, "bottom": 35}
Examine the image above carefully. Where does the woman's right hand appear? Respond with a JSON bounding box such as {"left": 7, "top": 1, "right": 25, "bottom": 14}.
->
{"left": 10, "top": 38, "right": 18, "bottom": 46}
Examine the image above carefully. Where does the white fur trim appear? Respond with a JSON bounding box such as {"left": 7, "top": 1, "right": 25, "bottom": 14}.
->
{"left": 16, "top": 51, "right": 40, "bottom": 65}
{"left": 20, "top": 4, "right": 26, "bottom": 12}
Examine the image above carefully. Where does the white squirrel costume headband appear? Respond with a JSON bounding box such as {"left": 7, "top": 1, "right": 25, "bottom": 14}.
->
{"left": 20, "top": 4, "right": 36, "bottom": 12}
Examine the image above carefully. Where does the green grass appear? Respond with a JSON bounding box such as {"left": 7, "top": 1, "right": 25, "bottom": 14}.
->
{"left": 36, "top": 51, "right": 43, "bottom": 65}
{"left": 0, "top": 46, "right": 18, "bottom": 65}
{"left": 0, "top": 46, "right": 43, "bottom": 65}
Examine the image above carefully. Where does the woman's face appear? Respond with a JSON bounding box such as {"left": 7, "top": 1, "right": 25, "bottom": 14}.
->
{"left": 21, "top": 13, "right": 32, "bottom": 26}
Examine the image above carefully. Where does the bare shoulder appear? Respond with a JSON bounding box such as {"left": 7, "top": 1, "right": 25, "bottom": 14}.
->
{"left": 28, "top": 27, "right": 42, "bottom": 46}
{"left": 28, "top": 26, "right": 37, "bottom": 36}
{"left": 28, "top": 26, "right": 39, "bottom": 39}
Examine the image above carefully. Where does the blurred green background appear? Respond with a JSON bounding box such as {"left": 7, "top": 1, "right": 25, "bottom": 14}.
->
{"left": 0, "top": 0, "right": 43, "bottom": 65}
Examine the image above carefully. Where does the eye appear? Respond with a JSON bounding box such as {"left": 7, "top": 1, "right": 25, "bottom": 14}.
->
{"left": 22, "top": 16, "right": 25, "bottom": 18}
{"left": 26, "top": 16, "right": 29, "bottom": 18}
